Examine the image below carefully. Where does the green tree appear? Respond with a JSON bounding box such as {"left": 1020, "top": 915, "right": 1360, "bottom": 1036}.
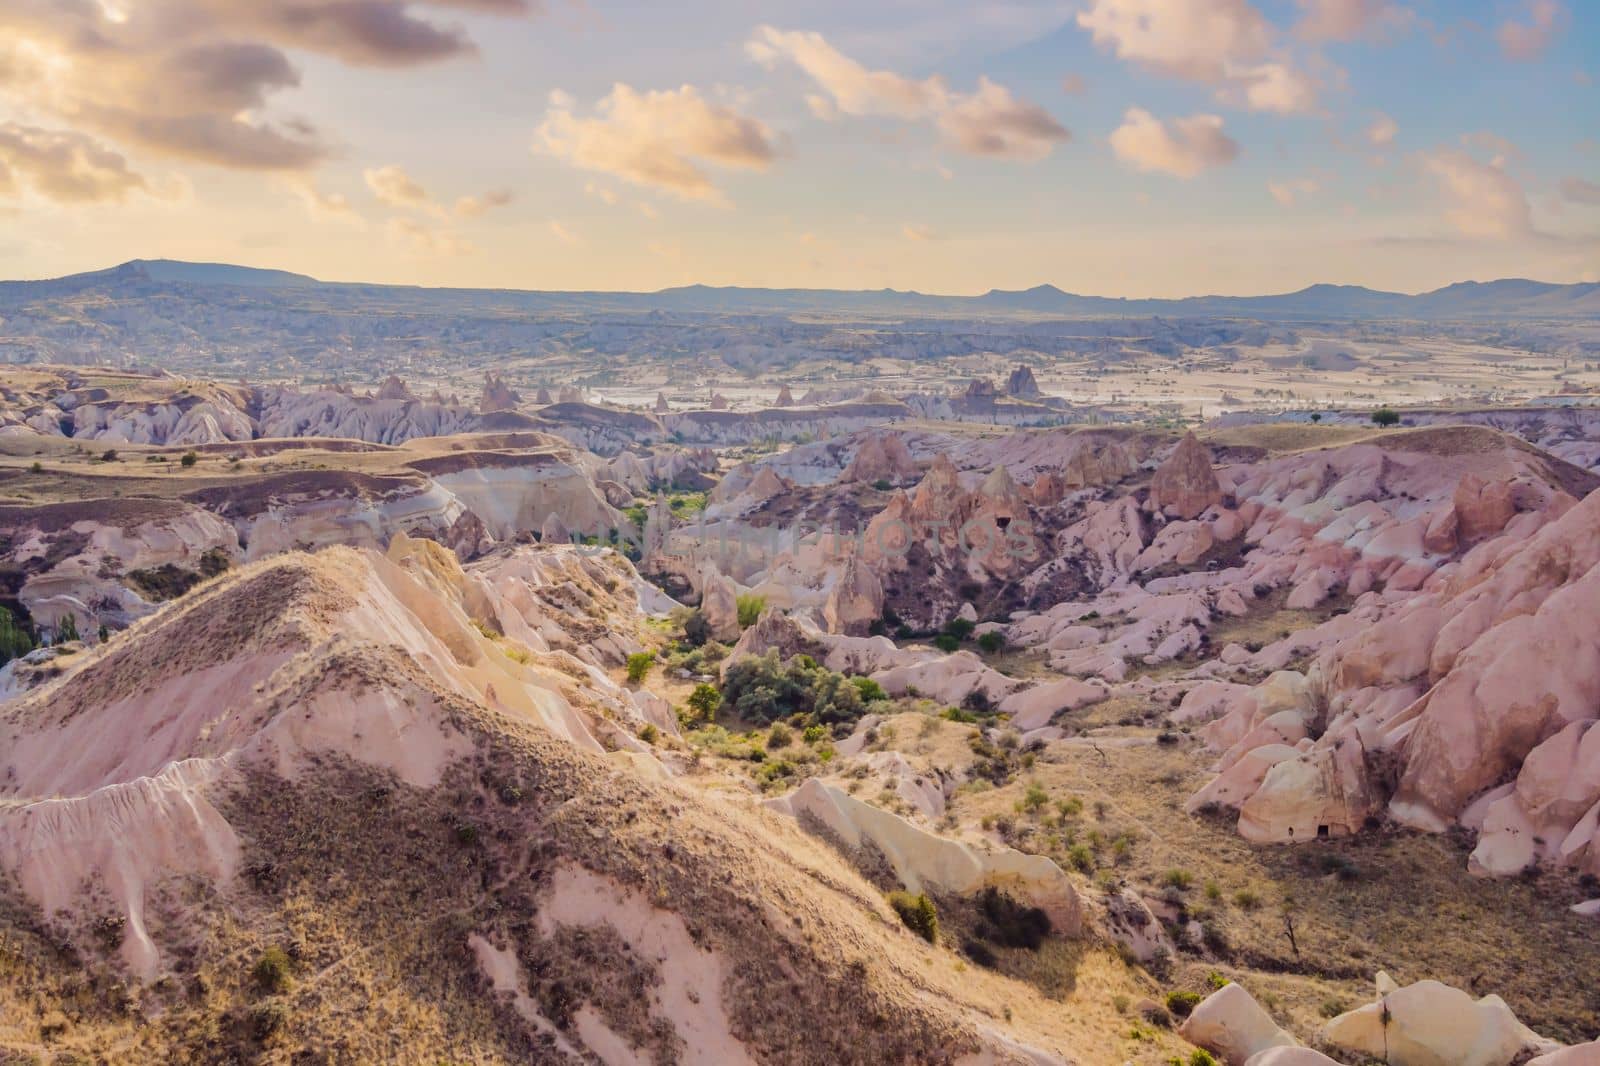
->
{"left": 1371, "top": 407, "right": 1400, "bottom": 427}
{"left": 686, "top": 682, "right": 723, "bottom": 723}
{"left": 180, "top": 450, "right": 199, "bottom": 468}
{"left": 625, "top": 651, "right": 655, "bottom": 684}
{"left": 887, "top": 891, "right": 939, "bottom": 943}
{"left": 55, "top": 613, "right": 80, "bottom": 644}
{"left": 0, "top": 607, "right": 34, "bottom": 666}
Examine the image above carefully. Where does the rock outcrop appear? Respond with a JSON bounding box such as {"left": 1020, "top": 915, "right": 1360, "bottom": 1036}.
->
{"left": 822, "top": 553, "right": 884, "bottom": 636}
{"left": 1178, "top": 983, "right": 1300, "bottom": 1064}
{"left": 1005, "top": 364, "right": 1041, "bottom": 399}
{"left": 1322, "top": 973, "right": 1560, "bottom": 1066}
{"left": 479, "top": 373, "right": 520, "bottom": 414}
{"left": 1150, "top": 432, "right": 1223, "bottom": 519}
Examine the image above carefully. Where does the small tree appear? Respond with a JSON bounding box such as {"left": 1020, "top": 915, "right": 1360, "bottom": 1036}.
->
{"left": 686, "top": 682, "right": 722, "bottom": 723}
{"left": 99, "top": 449, "right": 118, "bottom": 462}
{"left": 0, "top": 607, "right": 33, "bottom": 666}
{"left": 887, "top": 891, "right": 939, "bottom": 943}
{"left": 625, "top": 651, "right": 655, "bottom": 685}
{"left": 1309, "top": 411, "right": 1323, "bottom": 423}
{"left": 180, "top": 451, "right": 199, "bottom": 468}
{"left": 735, "top": 593, "right": 767, "bottom": 629}
{"left": 976, "top": 631, "right": 1005, "bottom": 654}
{"left": 1371, "top": 407, "right": 1400, "bottom": 427}
{"left": 55, "top": 613, "right": 80, "bottom": 644}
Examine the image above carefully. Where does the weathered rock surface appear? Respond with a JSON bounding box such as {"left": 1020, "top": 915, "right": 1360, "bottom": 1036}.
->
{"left": 1150, "top": 432, "right": 1223, "bottom": 520}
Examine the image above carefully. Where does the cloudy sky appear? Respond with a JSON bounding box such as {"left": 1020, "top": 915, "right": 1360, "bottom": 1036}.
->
{"left": 1, "top": 0, "right": 1596, "bottom": 295}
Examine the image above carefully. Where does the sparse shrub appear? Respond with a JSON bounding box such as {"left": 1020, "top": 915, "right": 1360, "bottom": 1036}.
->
{"left": 976, "top": 631, "right": 1005, "bottom": 654}
{"left": 1067, "top": 844, "right": 1095, "bottom": 872}
{"left": 887, "top": 891, "right": 939, "bottom": 943}
{"left": 802, "top": 724, "right": 827, "bottom": 744}
{"left": 638, "top": 723, "right": 659, "bottom": 744}
{"left": 1205, "top": 971, "right": 1232, "bottom": 990}
{"left": 766, "top": 722, "right": 793, "bottom": 749}
{"left": 1166, "top": 990, "right": 1202, "bottom": 1018}
{"left": 199, "top": 547, "right": 232, "bottom": 578}
{"left": 180, "top": 450, "right": 198, "bottom": 467}
{"left": 1320, "top": 997, "right": 1348, "bottom": 1018}
{"left": 1204, "top": 880, "right": 1222, "bottom": 902}
{"left": 1057, "top": 796, "right": 1083, "bottom": 818}
{"left": 735, "top": 593, "right": 767, "bottom": 628}
{"left": 1187, "top": 1051, "right": 1220, "bottom": 1066}
{"left": 252, "top": 946, "right": 292, "bottom": 993}
{"left": 29, "top": 461, "right": 42, "bottom": 474}
{"left": 99, "top": 448, "right": 118, "bottom": 462}
{"left": 1021, "top": 782, "right": 1049, "bottom": 815}
{"left": 1112, "top": 994, "right": 1130, "bottom": 1013}
{"left": 941, "top": 706, "right": 978, "bottom": 723}
{"left": 1162, "top": 869, "right": 1193, "bottom": 890}
{"left": 625, "top": 651, "right": 655, "bottom": 684}
{"left": 1233, "top": 889, "right": 1261, "bottom": 910}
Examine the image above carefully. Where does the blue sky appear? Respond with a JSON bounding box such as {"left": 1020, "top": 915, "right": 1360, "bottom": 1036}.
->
{"left": 0, "top": 0, "right": 1595, "bottom": 294}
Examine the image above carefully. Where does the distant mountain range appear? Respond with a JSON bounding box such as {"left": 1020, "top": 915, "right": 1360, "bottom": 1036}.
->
{"left": 4, "top": 259, "right": 1598, "bottom": 320}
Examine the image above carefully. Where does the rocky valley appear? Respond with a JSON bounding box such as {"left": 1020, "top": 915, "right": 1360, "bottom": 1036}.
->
{"left": 2, "top": 296, "right": 1599, "bottom": 1063}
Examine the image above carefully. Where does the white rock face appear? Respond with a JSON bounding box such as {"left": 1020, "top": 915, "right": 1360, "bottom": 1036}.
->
{"left": 1178, "top": 983, "right": 1300, "bottom": 1064}
{"left": 766, "top": 778, "right": 1082, "bottom": 935}
{"left": 1322, "top": 973, "right": 1561, "bottom": 1066}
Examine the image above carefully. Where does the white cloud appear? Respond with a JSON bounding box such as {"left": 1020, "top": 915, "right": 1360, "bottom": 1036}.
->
{"left": 536, "top": 83, "right": 779, "bottom": 202}
{"left": 0, "top": 0, "right": 534, "bottom": 171}
{"left": 1559, "top": 176, "right": 1600, "bottom": 205}
{"left": 364, "top": 164, "right": 431, "bottom": 208}
{"left": 936, "top": 78, "right": 1070, "bottom": 161}
{"left": 1294, "top": 0, "right": 1408, "bottom": 42}
{"left": 1367, "top": 112, "right": 1398, "bottom": 147}
{"left": 454, "top": 189, "right": 513, "bottom": 217}
{"left": 1268, "top": 176, "right": 1319, "bottom": 204}
{"left": 385, "top": 215, "right": 473, "bottom": 256}
{"left": 1109, "top": 107, "right": 1239, "bottom": 178}
{"left": 290, "top": 180, "right": 361, "bottom": 221}
{"left": 901, "top": 222, "right": 940, "bottom": 241}
{"left": 1497, "top": 0, "right": 1561, "bottom": 61}
{"left": 748, "top": 27, "right": 945, "bottom": 119}
{"left": 1076, "top": 0, "right": 1318, "bottom": 114}
{"left": 749, "top": 26, "right": 1068, "bottom": 160}
{"left": 1421, "top": 148, "right": 1533, "bottom": 238}
{"left": 0, "top": 123, "right": 147, "bottom": 203}
{"left": 548, "top": 219, "right": 580, "bottom": 246}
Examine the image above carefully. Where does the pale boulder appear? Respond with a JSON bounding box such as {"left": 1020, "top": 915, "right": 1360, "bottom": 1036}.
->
{"left": 1179, "top": 983, "right": 1299, "bottom": 1064}
{"left": 1322, "top": 973, "right": 1559, "bottom": 1066}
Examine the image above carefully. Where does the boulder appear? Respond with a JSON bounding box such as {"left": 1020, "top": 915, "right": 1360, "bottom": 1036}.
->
{"left": 1178, "top": 983, "right": 1299, "bottom": 1064}
{"left": 1322, "top": 973, "right": 1560, "bottom": 1066}
{"left": 1151, "top": 433, "right": 1223, "bottom": 520}
{"left": 996, "top": 677, "right": 1106, "bottom": 731}
{"left": 1527, "top": 1041, "right": 1600, "bottom": 1065}
{"left": 1454, "top": 473, "right": 1517, "bottom": 543}
{"left": 1100, "top": 888, "right": 1173, "bottom": 963}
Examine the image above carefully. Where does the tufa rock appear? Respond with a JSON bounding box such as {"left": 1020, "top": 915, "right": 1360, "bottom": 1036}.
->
{"left": 1150, "top": 432, "right": 1223, "bottom": 520}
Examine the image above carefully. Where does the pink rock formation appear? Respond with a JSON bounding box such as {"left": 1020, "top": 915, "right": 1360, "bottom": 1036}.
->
{"left": 1150, "top": 432, "right": 1223, "bottom": 520}
{"left": 479, "top": 373, "right": 520, "bottom": 414}
{"left": 535, "top": 386, "right": 554, "bottom": 405}
{"left": 774, "top": 385, "right": 795, "bottom": 407}
{"left": 843, "top": 432, "right": 920, "bottom": 486}
{"left": 1005, "top": 365, "right": 1041, "bottom": 399}
{"left": 376, "top": 374, "right": 415, "bottom": 402}
{"left": 654, "top": 392, "right": 669, "bottom": 414}
{"left": 823, "top": 553, "right": 884, "bottom": 636}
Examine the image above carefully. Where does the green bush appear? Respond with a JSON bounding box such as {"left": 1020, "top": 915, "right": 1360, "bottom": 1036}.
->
{"left": 942, "top": 617, "right": 976, "bottom": 642}
{"left": 686, "top": 683, "right": 723, "bottom": 723}
{"left": 933, "top": 633, "right": 960, "bottom": 653}
{"left": 252, "top": 946, "right": 292, "bottom": 993}
{"left": 625, "top": 651, "right": 655, "bottom": 684}
{"left": 1166, "top": 990, "right": 1202, "bottom": 1018}
{"left": 887, "top": 891, "right": 939, "bottom": 943}
{"left": 638, "top": 723, "right": 659, "bottom": 744}
{"left": 849, "top": 676, "right": 888, "bottom": 702}
{"left": 719, "top": 649, "right": 872, "bottom": 727}
{"left": 976, "top": 631, "right": 1005, "bottom": 654}
{"left": 766, "top": 722, "right": 793, "bottom": 749}
{"left": 682, "top": 609, "right": 712, "bottom": 647}
{"left": 180, "top": 450, "right": 198, "bottom": 468}
{"left": 1371, "top": 407, "right": 1400, "bottom": 427}
{"left": 1162, "top": 869, "right": 1193, "bottom": 890}
{"left": 872, "top": 478, "right": 893, "bottom": 491}
{"left": 735, "top": 593, "right": 767, "bottom": 628}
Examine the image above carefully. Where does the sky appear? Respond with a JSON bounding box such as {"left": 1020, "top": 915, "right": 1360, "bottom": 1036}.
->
{"left": 0, "top": 0, "right": 1596, "bottom": 296}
